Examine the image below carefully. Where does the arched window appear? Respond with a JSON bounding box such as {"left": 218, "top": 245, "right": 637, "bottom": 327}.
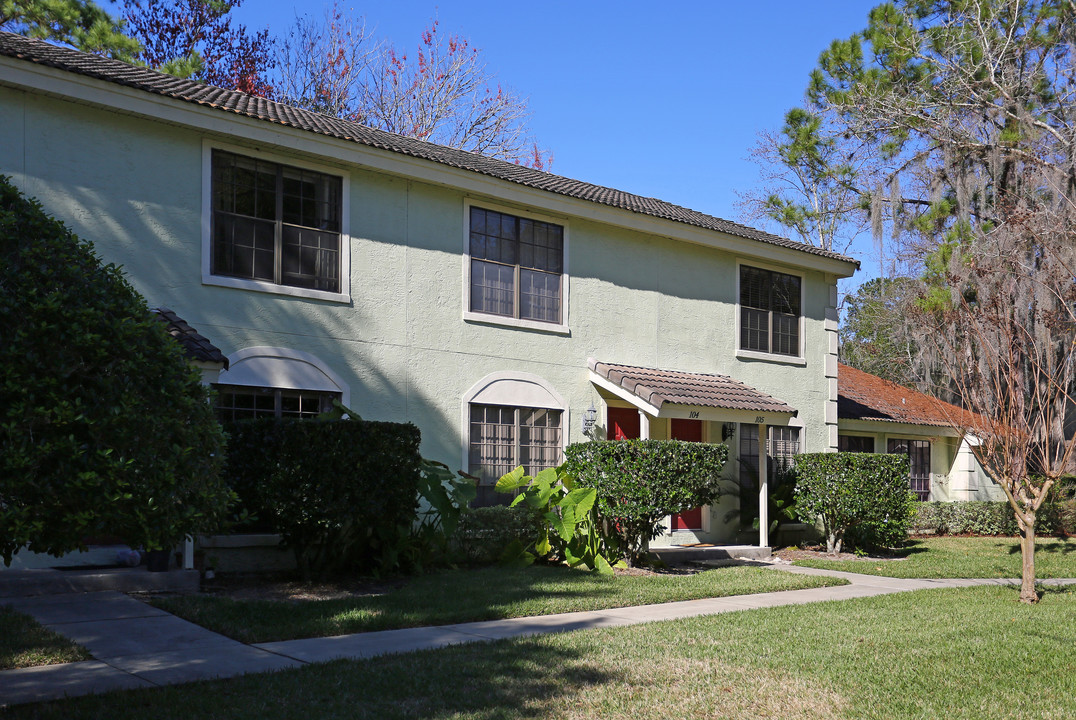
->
{"left": 213, "top": 347, "right": 349, "bottom": 421}
{"left": 462, "top": 372, "right": 567, "bottom": 505}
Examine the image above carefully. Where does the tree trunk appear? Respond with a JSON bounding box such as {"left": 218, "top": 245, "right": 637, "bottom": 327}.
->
{"left": 827, "top": 529, "right": 843, "bottom": 555}
{"left": 1018, "top": 514, "right": 1039, "bottom": 604}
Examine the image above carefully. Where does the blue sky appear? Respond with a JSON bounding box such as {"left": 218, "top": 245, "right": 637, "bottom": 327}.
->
{"left": 116, "top": 1, "right": 878, "bottom": 284}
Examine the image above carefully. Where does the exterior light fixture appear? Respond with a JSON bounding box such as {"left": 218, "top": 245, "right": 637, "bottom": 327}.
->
{"left": 582, "top": 404, "right": 598, "bottom": 434}
{"left": 722, "top": 422, "right": 737, "bottom": 442}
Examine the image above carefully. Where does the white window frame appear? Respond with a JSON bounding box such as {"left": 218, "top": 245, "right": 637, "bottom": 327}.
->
{"left": 462, "top": 199, "right": 570, "bottom": 335}
{"left": 201, "top": 140, "right": 351, "bottom": 303}
{"left": 460, "top": 371, "right": 569, "bottom": 476}
{"left": 734, "top": 259, "right": 806, "bottom": 365}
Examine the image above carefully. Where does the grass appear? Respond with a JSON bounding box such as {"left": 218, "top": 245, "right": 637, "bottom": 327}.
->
{"left": 0, "top": 606, "right": 91, "bottom": 670}
{"left": 13, "top": 584, "right": 1076, "bottom": 719}
{"left": 793, "top": 535, "right": 1076, "bottom": 578}
{"left": 149, "top": 564, "right": 846, "bottom": 643}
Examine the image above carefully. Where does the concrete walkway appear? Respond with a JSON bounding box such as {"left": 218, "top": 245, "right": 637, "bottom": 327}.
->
{"left": 3, "top": 565, "right": 1073, "bottom": 708}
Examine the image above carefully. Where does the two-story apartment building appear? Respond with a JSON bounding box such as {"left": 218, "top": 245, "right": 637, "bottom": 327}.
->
{"left": 0, "top": 33, "right": 859, "bottom": 547}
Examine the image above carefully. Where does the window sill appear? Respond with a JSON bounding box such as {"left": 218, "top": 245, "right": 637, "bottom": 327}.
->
{"left": 203, "top": 274, "right": 351, "bottom": 304}
{"left": 735, "top": 349, "right": 807, "bottom": 366}
{"left": 463, "top": 311, "right": 570, "bottom": 336}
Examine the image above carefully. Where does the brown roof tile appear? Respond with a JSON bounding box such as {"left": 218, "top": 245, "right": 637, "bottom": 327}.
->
{"left": 837, "top": 363, "right": 970, "bottom": 427}
{"left": 589, "top": 358, "right": 796, "bottom": 415}
{"left": 0, "top": 33, "right": 859, "bottom": 268}
{"left": 154, "top": 308, "right": 228, "bottom": 368}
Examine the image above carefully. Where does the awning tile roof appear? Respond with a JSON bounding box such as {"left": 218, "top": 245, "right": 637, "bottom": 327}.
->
{"left": 589, "top": 358, "right": 795, "bottom": 415}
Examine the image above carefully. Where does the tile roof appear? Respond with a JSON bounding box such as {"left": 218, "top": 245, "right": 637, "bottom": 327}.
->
{"left": 154, "top": 308, "right": 228, "bottom": 368}
{"left": 589, "top": 358, "right": 796, "bottom": 415}
{"left": 0, "top": 32, "right": 859, "bottom": 268}
{"left": 837, "top": 363, "right": 969, "bottom": 427}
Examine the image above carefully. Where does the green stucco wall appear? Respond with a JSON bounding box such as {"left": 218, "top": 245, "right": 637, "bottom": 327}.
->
{"left": 2, "top": 84, "right": 845, "bottom": 542}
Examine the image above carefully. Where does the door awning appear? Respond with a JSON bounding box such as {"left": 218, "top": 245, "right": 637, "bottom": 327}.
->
{"left": 588, "top": 358, "right": 797, "bottom": 422}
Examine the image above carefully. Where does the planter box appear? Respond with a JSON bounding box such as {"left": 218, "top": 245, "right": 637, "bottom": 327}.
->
{"left": 196, "top": 534, "right": 295, "bottom": 573}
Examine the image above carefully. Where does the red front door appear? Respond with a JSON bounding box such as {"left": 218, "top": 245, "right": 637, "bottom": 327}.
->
{"left": 607, "top": 407, "right": 640, "bottom": 440}
{"left": 670, "top": 418, "right": 703, "bottom": 530}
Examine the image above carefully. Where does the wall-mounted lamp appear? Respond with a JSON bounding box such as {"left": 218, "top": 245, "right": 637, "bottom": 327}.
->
{"left": 582, "top": 403, "right": 598, "bottom": 435}
{"left": 722, "top": 422, "right": 737, "bottom": 442}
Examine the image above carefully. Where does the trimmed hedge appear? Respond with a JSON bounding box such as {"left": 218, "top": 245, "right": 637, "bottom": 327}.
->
{"left": 794, "top": 452, "right": 917, "bottom": 553}
{"left": 224, "top": 418, "right": 422, "bottom": 577}
{"left": 562, "top": 439, "right": 729, "bottom": 564}
{"left": 914, "top": 500, "right": 1076, "bottom": 537}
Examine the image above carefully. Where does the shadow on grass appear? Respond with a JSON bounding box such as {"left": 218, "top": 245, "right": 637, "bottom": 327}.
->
{"left": 19, "top": 636, "right": 618, "bottom": 720}
{"left": 155, "top": 564, "right": 627, "bottom": 644}
{"left": 1005, "top": 539, "right": 1075, "bottom": 556}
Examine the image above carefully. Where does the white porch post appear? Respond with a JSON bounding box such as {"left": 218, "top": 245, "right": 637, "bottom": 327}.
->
{"left": 758, "top": 423, "right": 769, "bottom": 548}
{"left": 183, "top": 535, "right": 194, "bottom": 570}
{"left": 638, "top": 410, "right": 650, "bottom": 440}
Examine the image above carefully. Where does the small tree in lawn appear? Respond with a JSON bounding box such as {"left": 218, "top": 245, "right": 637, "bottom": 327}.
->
{"left": 910, "top": 213, "right": 1076, "bottom": 603}
{"left": 794, "top": 453, "right": 916, "bottom": 555}
{"left": 0, "top": 177, "right": 232, "bottom": 564}
{"left": 562, "top": 439, "right": 728, "bottom": 566}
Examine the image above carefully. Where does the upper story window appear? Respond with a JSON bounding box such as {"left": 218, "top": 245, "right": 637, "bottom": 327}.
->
{"left": 211, "top": 149, "right": 343, "bottom": 294}
{"left": 469, "top": 206, "right": 564, "bottom": 325}
{"left": 740, "top": 265, "right": 802, "bottom": 356}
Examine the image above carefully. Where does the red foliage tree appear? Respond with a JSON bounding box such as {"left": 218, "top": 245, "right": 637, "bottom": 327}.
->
{"left": 122, "top": 0, "right": 274, "bottom": 97}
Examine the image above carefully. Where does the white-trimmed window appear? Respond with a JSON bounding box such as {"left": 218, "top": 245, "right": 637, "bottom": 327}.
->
{"left": 740, "top": 265, "right": 802, "bottom": 356}
{"left": 465, "top": 203, "right": 568, "bottom": 331}
{"left": 462, "top": 372, "right": 567, "bottom": 506}
{"left": 204, "top": 144, "right": 350, "bottom": 302}
{"left": 469, "top": 406, "right": 562, "bottom": 482}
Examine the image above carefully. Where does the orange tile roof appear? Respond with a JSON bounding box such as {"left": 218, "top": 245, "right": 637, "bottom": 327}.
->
{"left": 837, "top": 363, "right": 969, "bottom": 428}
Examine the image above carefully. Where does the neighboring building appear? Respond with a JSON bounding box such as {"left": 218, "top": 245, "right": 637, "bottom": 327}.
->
{"left": 837, "top": 363, "right": 1004, "bottom": 502}
{"left": 0, "top": 33, "right": 860, "bottom": 548}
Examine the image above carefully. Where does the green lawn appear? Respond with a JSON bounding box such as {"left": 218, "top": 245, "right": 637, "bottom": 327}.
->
{"left": 150, "top": 564, "right": 846, "bottom": 643}
{"left": 0, "top": 606, "right": 90, "bottom": 670}
{"left": 14, "top": 585, "right": 1076, "bottom": 719}
{"left": 794, "top": 536, "right": 1076, "bottom": 578}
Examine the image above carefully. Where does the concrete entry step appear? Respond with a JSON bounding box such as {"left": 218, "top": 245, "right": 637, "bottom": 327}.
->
{"left": 648, "top": 544, "right": 772, "bottom": 564}
{"left": 0, "top": 568, "right": 199, "bottom": 598}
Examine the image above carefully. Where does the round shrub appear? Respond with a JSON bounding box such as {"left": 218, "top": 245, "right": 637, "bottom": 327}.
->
{"left": 562, "top": 439, "right": 729, "bottom": 564}
{"left": 0, "top": 177, "right": 230, "bottom": 564}
{"left": 794, "top": 452, "right": 917, "bottom": 554}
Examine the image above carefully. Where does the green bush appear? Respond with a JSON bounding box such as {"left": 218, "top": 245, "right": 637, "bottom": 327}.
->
{"left": 455, "top": 505, "right": 546, "bottom": 564}
{"left": 562, "top": 439, "right": 729, "bottom": 565}
{"left": 495, "top": 466, "right": 621, "bottom": 573}
{"left": 0, "top": 177, "right": 231, "bottom": 564}
{"left": 914, "top": 500, "right": 1076, "bottom": 537}
{"left": 794, "top": 453, "right": 917, "bottom": 554}
{"left": 224, "top": 418, "right": 422, "bottom": 578}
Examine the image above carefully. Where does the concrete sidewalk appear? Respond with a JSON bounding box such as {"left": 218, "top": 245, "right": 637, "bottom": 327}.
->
{"left": 3, "top": 566, "right": 1073, "bottom": 708}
